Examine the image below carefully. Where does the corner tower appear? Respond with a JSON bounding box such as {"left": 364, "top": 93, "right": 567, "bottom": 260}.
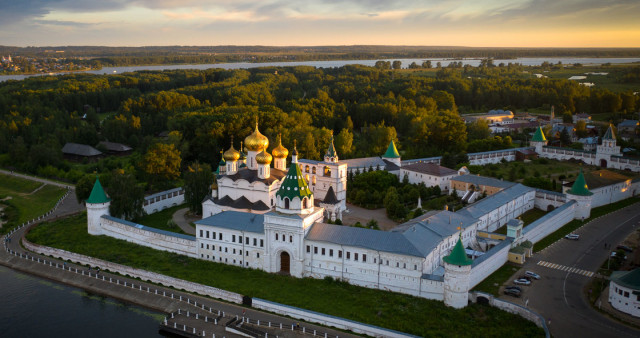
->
{"left": 86, "top": 177, "right": 111, "bottom": 235}
{"left": 596, "top": 124, "right": 621, "bottom": 168}
{"left": 443, "top": 234, "right": 472, "bottom": 309}
{"left": 530, "top": 126, "right": 547, "bottom": 154}
{"left": 566, "top": 169, "right": 593, "bottom": 220}
{"left": 382, "top": 140, "right": 401, "bottom": 168}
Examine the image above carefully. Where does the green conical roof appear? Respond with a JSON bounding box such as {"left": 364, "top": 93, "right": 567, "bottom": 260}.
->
{"left": 568, "top": 169, "right": 593, "bottom": 196}
{"left": 383, "top": 140, "right": 400, "bottom": 158}
{"left": 325, "top": 134, "right": 337, "bottom": 158}
{"left": 443, "top": 234, "right": 472, "bottom": 266}
{"left": 532, "top": 126, "right": 547, "bottom": 142}
{"left": 86, "top": 178, "right": 110, "bottom": 204}
{"left": 276, "top": 162, "right": 313, "bottom": 201}
{"left": 603, "top": 124, "right": 616, "bottom": 140}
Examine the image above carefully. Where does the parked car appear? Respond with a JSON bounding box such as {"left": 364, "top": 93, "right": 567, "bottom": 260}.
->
{"left": 519, "top": 275, "right": 532, "bottom": 281}
{"left": 514, "top": 278, "right": 531, "bottom": 286}
{"left": 611, "top": 251, "right": 628, "bottom": 260}
{"left": 505, "top": 286, "right": 522, "bottom": 292}
{"left": 617, "top": 245, "right": 634, "bottom": 253}
{"left": 504, "top": 288, "right": 521, "bottom": 297}
{"left": 565, "top": 234, "right": 580, "bottom": 240}
{"left": 525, "top": 271, "right": 541, "bottom": 280}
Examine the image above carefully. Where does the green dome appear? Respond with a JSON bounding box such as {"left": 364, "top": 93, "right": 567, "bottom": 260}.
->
{"left": 567, "top": 169, "right": 593, "bottom": 196}
{"left": 86, "top": 178, "right": 110, "bottom": 204}
{"left": 443, "top": 235, "right": 472, "bottom": 266}
{"left": 383, "top": 140, "right": 400, "bottom": 158}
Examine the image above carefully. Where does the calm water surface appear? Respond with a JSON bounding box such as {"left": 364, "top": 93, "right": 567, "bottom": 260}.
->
{"left": 2, "top": 57, "right": 639, "bottom": 82}
{"left": 0, "top": 265, "right": 164, "bottom": 338}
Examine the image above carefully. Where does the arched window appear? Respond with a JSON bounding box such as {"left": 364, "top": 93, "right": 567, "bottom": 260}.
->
{"left": 302, "top": 197, "right": 307, "bottom": 209}
{"left": 284, "top": 197, "right": 290, "bottom": 209}
{"left": 312, "top": 176, "right": 316, "bottom": 185}
{"left": 305, "top": 165, "right": 309, "bottom": 173}
{"left": 312, "top": 167, "right": 316, "bottom": 174}
{"left": 305, "top": 174, "right": 310, "bottom": 182}
{"left": 324, "top": 166, "right": 331, "bottom": 177}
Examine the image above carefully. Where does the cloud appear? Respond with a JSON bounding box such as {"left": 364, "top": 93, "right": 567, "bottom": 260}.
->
{"left": 34, "top": 19, "right": 94, "bottom": 27}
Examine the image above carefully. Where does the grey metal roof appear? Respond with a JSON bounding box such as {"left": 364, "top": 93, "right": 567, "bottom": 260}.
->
{"left": 305, "top": 223, "right": 424, "bottom": 257}
{"left": 98, "top": 141, "right": 132, "bottom": 152}
{"left": 457, "top": 184, "right": 535, "bottom": 219}
{"left": 298, "top": 159, "right": 342, "bottom": 166}
{"left": 102, "top": 215, "right": 196, "bottom": 241}
{"left": 195, "top": 211, "right": 265, "bottom": 234}
{"left": 322, "top": 186, "right": 339, "bottom": 204}
{"left": 451, "top": 174, "right": 517, "bottom": 189}
{"left": 220, "top": 167, "right": 286, "bottom": 185}
{"left": 401, "top": 156, "right": 442, "bottom": 166}
{"left": 401, "top": 162, "right": 457, "bottom": 177}
{"left": 341, "top": 157, "right": 387, "bottom": 170}
{"left": 62, "top": 143, "right": 102, "bottom": 157}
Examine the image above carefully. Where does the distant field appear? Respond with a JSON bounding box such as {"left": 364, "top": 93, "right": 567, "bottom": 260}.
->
{"left": 0, "top": 173, "right": 66, "bottom": 233}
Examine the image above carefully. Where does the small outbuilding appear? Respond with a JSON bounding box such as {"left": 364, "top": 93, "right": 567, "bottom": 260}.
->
{"left": 609, "top": 268, "right": 640, "bottom": 317}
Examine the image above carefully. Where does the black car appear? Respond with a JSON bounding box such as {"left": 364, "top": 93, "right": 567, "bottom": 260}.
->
{"left": 504, "top": 288, "right": 521, "bottom": 297}
{"left": 617, "top": 245, "right": 634, "bottom": 253}
{"left": 505, "top": 286, "right": 522, "bottom": 292}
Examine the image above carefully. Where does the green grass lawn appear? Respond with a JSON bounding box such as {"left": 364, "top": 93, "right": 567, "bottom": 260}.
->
{"left": 533, "top": 197, "right": 640, "bottom": 252}
{"left": 27, "top": 213, "right": 544, "bottom": 337}
{"left": 495, "top": 208, "right": 548, "bottom": 234}
{"left": 135, "top": 204, "right": 189, "bottom": 235}
{"left": 472, "top": 263, "right": 521, "bottom": 296}
{"left": 0, "top": 173, "right": 66, "bottom": 234}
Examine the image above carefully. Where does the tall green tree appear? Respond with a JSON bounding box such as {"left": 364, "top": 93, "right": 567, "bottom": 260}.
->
{"left": 106, "top": 170, "right": 145, "bottom": 221}
{"left": 183, "top": 161, "right": 213, "bottom": 215}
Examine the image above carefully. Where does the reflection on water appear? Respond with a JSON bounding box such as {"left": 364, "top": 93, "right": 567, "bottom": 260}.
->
{"left": 0, "top": 265, "right": 164, "bottom": 338}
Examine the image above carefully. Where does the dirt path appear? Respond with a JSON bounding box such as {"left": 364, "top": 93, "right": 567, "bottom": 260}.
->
{"left": 171, "top": 208, "right": 197, "bottom": 235}
{"left": 342, "top": 203, "right": 399, "bottom": 230}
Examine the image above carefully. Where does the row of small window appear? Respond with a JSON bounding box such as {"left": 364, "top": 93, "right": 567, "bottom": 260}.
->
{"left": 306, "top": 245, "right": 418, "bottom": 270}
{"left": 200, "top": 254, "right": 258, "bottom": 264}
{"left": 200, "top": 243, "right": 260, "bottom": 258}
{"left": 199, "top": 230, "right": 264, "bottom": 247}
{"left": 614, "top": 286, "right": 639, "bottom": 300}
{"left": 275, "top": 233, "right": 293, "bottom": 243}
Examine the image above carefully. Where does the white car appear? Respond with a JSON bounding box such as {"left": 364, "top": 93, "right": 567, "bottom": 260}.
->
{"left": 514, "top": 278, "right": 531, "bottom": 286}
{"left": 525, "top": 271, "right": 541, "bottom": 280}
{"left": 565, "top": 234, "right": 580, "bottom": 240}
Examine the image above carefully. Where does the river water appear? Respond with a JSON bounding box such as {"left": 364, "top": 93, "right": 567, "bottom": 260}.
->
{"left": 2, "top": 57, "right": 640, "bottom": 82}
{"left": 0, "top": 265, "right": 164, "bottom": 338}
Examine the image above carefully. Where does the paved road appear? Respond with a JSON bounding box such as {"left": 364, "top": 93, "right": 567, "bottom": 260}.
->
{"left": 171, "top": 207, "right": 196, "bottom": 235}
{"left": 506, "top": 201, "right": 640, "bottom": 338}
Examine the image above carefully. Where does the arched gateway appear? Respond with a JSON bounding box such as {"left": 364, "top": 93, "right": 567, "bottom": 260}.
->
{"left": 280, "top": 251, "right": 290, "bottom": 274}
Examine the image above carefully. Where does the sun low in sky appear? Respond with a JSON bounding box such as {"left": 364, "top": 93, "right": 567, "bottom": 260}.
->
{"left": 1, "top": 0, "right": 639, "bottom": 47}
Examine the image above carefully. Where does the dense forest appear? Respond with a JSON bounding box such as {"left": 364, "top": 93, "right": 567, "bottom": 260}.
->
{"left": 1, "top": 62, "right": 639, "bottom": 192}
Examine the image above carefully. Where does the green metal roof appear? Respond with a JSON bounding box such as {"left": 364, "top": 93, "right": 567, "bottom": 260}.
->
{"left": 610, "top": 268, "right": 640, "bottom": 290}
{"left": 383, "top": 140, "right": 400, "bottom": 158}
{"left": 568, "top": 169, "right": 593, "bottom": 196}
{"left": 603, "top": 124, "right": 616, "bottom": 140}
{"left": 325, "top": 134, "right": 337, "bottom": 158}
{"left": 443, "top": 234, "right": 472, "bottom": 266}
{"left": 86, "top": 178, "right": 110, "bottom": 204}
{"left": 532, "top": 126, "right": 547, "bottom": 142}
{"left": 276, "top": 162, "right": 313, "bottom": 201}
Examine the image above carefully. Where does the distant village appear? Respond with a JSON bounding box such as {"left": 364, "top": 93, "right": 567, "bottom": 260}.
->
{"left": 0, "top": 54, "right": 96, "bottom": 74}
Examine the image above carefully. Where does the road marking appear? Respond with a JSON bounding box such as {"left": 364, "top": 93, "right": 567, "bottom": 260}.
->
{"left": 537, "top": 260, "right": 599, "bottom": 278}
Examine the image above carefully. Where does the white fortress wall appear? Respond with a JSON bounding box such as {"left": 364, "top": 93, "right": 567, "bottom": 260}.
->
{"left": 469, "top": 239, "right": 512, "bottom": 288}
{"left": 534, "top": 189, "right": 567, "bottom": 210}
{"left": 143, "top": 187, "right": 185, "bottom": 214}
{"left": 101, "top": 215, "right": 197, "bottom": 257}
{"left": 590, "top": 179, "right": 640, "bottom": 208}
{"left": 521, "top": 201, "right": 576, "bottom": 244}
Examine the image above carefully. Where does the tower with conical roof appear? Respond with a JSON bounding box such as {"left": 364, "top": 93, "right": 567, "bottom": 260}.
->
{"left": 215, "top": 150, "right": 226, "bottom": 175}
{"left": 566, "top": 169, "right": 593, "bottom": 220}
{"left": 381, "top": 140, "right": 401, "bottom": 168}
{"left": 86, "top": 177, "right": 111, "bottom": 235}
{"left": 443, "top": 233, "right": 472, "bottom": 308}
{"left": 224, "top": 136, "right": 240, "bottom": 175}
{"left": 596, "top": 124, "right": 621, "bottom": 168}
{"left": 324, "top": 132, "right": 338, "bottom": 163}
{"left": 530, "top": 126, "right": 548, "bottom": 154}
{"left": 272, "top": 134, "right": 289, "bottom": 171}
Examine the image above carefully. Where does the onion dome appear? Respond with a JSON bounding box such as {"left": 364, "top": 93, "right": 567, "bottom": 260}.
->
{"left": 291, "top": 139, "right": 298, "bottom": 156}
{"left": 239, "top": 141, "right": 247, "bottom": 160}
{"left": 244, "top": 120, "right": 269, "bottom": 152}
{"left": 272, "top": 134, "right": 289, "bottom": 159}
{"left": 223, "top": 137, "right": 240, "bottom": 161}
{"left": 256, "top": 150, "right": 273, "bottom": 165}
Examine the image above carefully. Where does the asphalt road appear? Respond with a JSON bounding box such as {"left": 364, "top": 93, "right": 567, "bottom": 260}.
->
{"left": 505, "top": 201, "right": 640, "bottom": 338}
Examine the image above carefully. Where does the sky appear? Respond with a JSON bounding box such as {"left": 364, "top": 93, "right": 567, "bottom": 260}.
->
{"left": 0, "top": 0, "right": 639, "bottom": 47}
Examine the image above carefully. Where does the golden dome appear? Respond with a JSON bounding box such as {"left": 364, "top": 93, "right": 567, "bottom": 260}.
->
{"left": 223, "top": 145, "right": 240, "bottom": 161}
{"left": 256, "top": 150, "right": 273, "bottom": 165}
{"left": 272, "top": 134, "right": 289, "bottom": 159}
{"left": 244, "top": 120, "right": 269, "bottom": 152}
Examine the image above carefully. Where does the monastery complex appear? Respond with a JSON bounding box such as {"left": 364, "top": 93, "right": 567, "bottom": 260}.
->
{"left": 85, "top": 122, "right": 640, "bottom": 309}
